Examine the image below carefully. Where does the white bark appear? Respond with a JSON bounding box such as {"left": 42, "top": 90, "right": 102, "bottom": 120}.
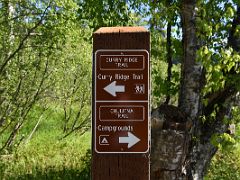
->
{"left": 179, "top": 1, "right": 203, "bottom": 120}
{"left": 8, "top": 1, "right": 14, "bottom": 45}
{"left": 180, "top": 1, "right": 204, "bottom": 179}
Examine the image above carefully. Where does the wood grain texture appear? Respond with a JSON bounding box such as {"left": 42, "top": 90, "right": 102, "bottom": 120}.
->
{"left": 92, "top": 26, "right": 150, "bottom": 180}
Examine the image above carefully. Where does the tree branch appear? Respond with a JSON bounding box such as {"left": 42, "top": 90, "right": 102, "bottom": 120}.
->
{"left": 203, "top": 86, "right": 236, "bottom": 116}
{"left": 228, "top": 6, "right": 240, "bottom": 51}
{"left": 165, "top": 15, "right": 173, "bottom": 104}
{"left": 60, "top": 112, "right": 90, "bottom": 140}
{"left": 0, "top": 4, "right": 51, "bottom": 74}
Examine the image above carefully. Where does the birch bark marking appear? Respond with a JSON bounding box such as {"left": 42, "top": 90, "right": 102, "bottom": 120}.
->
{"left": 180, "top": 1, "right": 205, "bottom": 180}
{"left": 179, "top": 1, "right": 202, "bottom": 120}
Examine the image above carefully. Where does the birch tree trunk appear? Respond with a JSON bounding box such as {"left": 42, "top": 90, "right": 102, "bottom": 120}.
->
{"left": 179, "top": 0, "right": 202, "bottom": 119}
{"left": 151, "top": 1, "right": 240, "bottom": 180}
{"left": 151, "top": 1, "right": 202, "bottom": 178}
{"left": 179, "top": 1, "right": 205, "bottom": 179}
{"left": 173, "top": 1, "right": 236, "bottom": 179}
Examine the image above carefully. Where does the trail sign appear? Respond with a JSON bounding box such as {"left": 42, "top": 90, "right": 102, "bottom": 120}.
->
{"left": 92, "top": 26, "right": 150, "bottom": 180}
{"left": 94, "top": 49, "right": 149, "bottom": 153}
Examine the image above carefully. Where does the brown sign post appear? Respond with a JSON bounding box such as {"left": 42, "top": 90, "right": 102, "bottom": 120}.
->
{"left": 92, "top": 27, "right": 150, "bottom": 179}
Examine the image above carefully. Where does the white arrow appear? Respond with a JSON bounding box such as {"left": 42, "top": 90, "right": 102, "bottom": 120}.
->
{"left": 119, "top": 132, "right": 140, "bottom": 148}
{"left": 104, "top": 81, "right": 125, "bottom": 97}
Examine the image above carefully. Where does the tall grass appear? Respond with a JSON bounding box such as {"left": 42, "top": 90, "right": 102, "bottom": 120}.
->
{"left": 206, "top": 124, "right": 240, "bottom": 180}
{"left": 0, "top": 105, "right": 91, "bottom": 180}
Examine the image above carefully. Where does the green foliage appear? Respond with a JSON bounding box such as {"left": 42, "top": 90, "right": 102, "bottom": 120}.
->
{"left": 206, "top": 131, "right": 240, "bottom": 180}
{"left": 151, "top": 30, "right": 168, "bottom": 106}
{"left": 152, "top": 60, "right": 180, "bottom": 107}
{"left": 210, "top": 133, "right": 236, "bottom": 149}
{"left": 196, "top": 1, "right": 240, "bottom": 98}
{"left": 0, "top": 0, "right": 92, "bottom": 150}
{"left": 51, "top": 26, "right": 92, "bottom": 136}
{"left": 77, "top": 0, "right": 132, "bottom": 30}
{"left": 151, "top": 29, "right": 181, "bottom": 106}
{"left": 0, "top": 0, "right": 239, "bottom": 178}
{"left": 198, "top": 46, "right": 240, "bottom": 96}
{"left": 149, "top": 0, "right": 182, "bottom": 106}
{"left": 207, "top": 108, "right": 240, "bottom": 179}
{"left": 206, "top": 148, "right": 240, "bottom": 180}
{"left": 0, "top": 0, "right": 80, "bottom": 149}
{"left": 0, "top": 132, "right": 91, "bottom": 179}
{"left": 0, "top": 106, "right": 91, "bottom": 179}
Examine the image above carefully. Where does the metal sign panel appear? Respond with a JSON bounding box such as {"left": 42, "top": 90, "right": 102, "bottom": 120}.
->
{"left": 94, "top": 49, "right": 149, "bottom": 153}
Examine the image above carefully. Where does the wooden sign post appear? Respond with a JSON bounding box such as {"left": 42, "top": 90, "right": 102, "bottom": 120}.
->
{"left": 92, "top": 27, "right": 150, "bottom": 180}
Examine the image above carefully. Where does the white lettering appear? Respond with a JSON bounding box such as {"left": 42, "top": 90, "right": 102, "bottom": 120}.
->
{"left": 106, "top": 57, "right": 122, "bottom": 63}
{"left": 97, "top": 74, "right": 112, "bottom": 81}
{"left": 114, "top": 74, "right": 129, "bottom": 81}
{"left": 118, "top": 125, "right": 134, "bottom": 132}
{"left": 97, "top": 125, "right": 117, "bottom": 132}
{"left": 124, "top": 57, "right": 138, "bottom": 63}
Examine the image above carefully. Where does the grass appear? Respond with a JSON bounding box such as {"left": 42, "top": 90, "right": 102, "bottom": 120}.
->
{"left": 0, "top": 104, "right": 239, "bottom": 180}
{"left": 205, "top": 145, "right": 240, "bottom": 180}
{"left": 206, "top": 124, "right": 240, "bottom": 180}
{"left": 0, "top": 132, "right": 91, "bottom": 180}
{"left": 0, "top": 105, "right": 91, "bottom": 180}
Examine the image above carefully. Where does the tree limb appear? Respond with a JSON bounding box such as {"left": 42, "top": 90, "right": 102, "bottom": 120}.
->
{"left": 203, "top": 86, "right": 236, "bottom": 116}
{"left": 0, "top": 4, "right": 51, "bottom": 74}
{"left": 165, "top": 12, "right": 173, "bottom": 105}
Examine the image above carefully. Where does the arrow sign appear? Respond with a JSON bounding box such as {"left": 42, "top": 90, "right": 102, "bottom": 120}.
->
{"left": 119, "top": 132, "right": 140, "bottom": 148}
{"left": 104, "top": 81, "right": 125, "bottom": 97}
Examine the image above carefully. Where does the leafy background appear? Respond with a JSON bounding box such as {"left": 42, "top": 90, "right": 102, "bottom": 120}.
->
{"left": 0, "top": 0, "right": 239, "bottom": 179}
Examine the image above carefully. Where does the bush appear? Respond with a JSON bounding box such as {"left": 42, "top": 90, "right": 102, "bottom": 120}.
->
{"left": 206, "top": 124, "right": 240, "bottom": 180}
{"left": 0, "top": 132, "right": 91, "bottom": 179}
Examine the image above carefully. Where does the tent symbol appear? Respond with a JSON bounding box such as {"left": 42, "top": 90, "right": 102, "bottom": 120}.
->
{"left": 99, "top": 135, "right": 109, "bottom": 145}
